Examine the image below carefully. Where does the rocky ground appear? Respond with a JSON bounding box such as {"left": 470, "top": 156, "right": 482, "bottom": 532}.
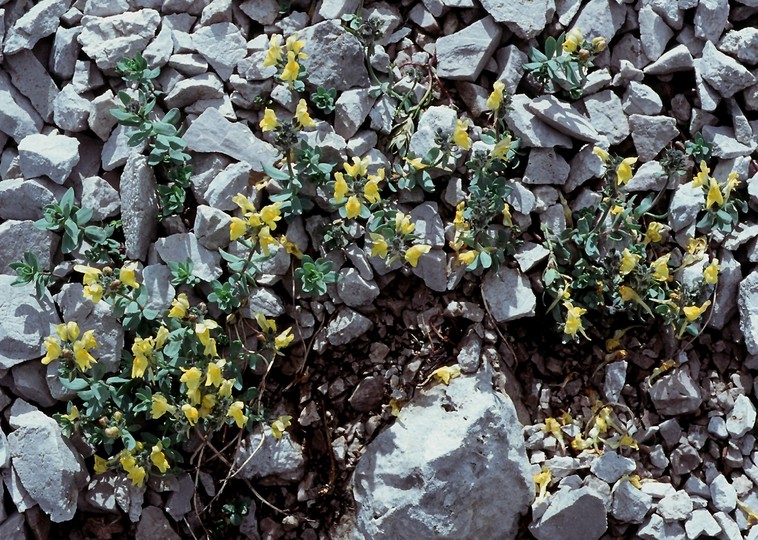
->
{"left": 3, "top": 0, "right": 758, "bottom": 539}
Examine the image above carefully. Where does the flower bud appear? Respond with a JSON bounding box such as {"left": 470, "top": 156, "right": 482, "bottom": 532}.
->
{"left": 102, "top": 266, "right": 113, "bottom": 276}
{"left": 113, "top": 411, "right": 123, "bottom": 422}
{"left": 592, "top": 36, "right": 606, "bottom": 53}
{"left": 578, "top": 49, "right": 590, "bottom": 61}
{"left": 110, "top": 279, "right": 122, "bottom": 288}
{"left": 98, "top": 417, "right": 108, "bottom": 427}
{"left": 104, "top": 426, "right": 120, "bottom": 439}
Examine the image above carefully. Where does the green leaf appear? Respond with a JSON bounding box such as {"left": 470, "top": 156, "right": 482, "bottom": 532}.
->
{"left": 164, "top": 108, "right": 181, "bottom": 126}
{"left": 545, "top": 36, "right": 556, "bottom": 59}
{"left": 263, "top": 162, "right": 291, "bottom": 181}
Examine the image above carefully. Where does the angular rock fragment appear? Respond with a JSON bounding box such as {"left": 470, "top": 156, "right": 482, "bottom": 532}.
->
{"left": 583, "top": 90, "right": 629, "bottom": 146}
{"left": 121, "top": 153, "right": 159, "bottom": 261}
{"left": 154, "top": 233, "right": 222, "bottom": 282}
{"left": 506, "top": 94, "right": 572, "bottom": 149}
{"left": 78, "top": 10, "right": 161, "bottom": 71}
{"left": 699, "top": 41, "right": 756, "bottom": 99}
{"left": 523, "top": 148, "right": 570, "bottom": 185}
{"left": 4, "top": 50, "right": 59, "bottom": 123}
{"left": 482, "top": 267, "right": 536, "bottom": 322}
{"left": 628, "top": 115, "right": 679, "bottom": 161}
{"left": 326, "top": 307, "right": 372, "bottom": 346}
{"left": 353, "top": 368, "right": 531, "bottom": 539}
{"left": 530, "top": 486, "right": 607, "bottom": 540}
{"left": 649, "top": 369, "right": 702, "bottom": 416}
{"left": 4, "top": 0, "right": 70, "bottom": 55}
{"left": 527, "top": 95, "right": 601, "bottom": 143}
{"left": 436, "top": 16, "right": 501, "bottom": 81}
{"left": 644, "top": 44, "right": 694, "bottom": 75}
{"left": 0, "top": 221, "right": 58, "bottom": 276}
{"left": 234, "top": 426, "right": 305, "bottom": 484}
{"left": 479, "top": 0, "right": 553, "bottom": 39}
{"left": 0, "top": 71, "right": 43, "bottom": 143}
{"left": 299, "top": 20, "right": 369, "bottom": 91}
{"left": 191, "top": 22, "right": 246, "bottom": 81}
{"left": 18, "top": 133, "right": 80, "bottom": 185}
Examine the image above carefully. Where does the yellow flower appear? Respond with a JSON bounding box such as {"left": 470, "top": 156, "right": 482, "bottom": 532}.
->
{"left": 502, "top": 202, "right": 513, "bottom": 227}
{"left": 644, "top": 222, "right": 663, "bottom": 244}
{"left": 280, "top": 51, "right": 299, "bottom": 82}
{"left": 168, "top": 293, "right": 189, "bottom": 318}
{"left": 57, "top": 321, "right": 81, "bottom": 342}
{"left": 260, "top": 108, "right": 279, "bottom": 132}
{"left": 453, "top": 119, "right": 471, "bottom": 150}
{"left": 62, "top": 405, "right": 80, "bottom": 422}
{"left": 619, "top": 248, "right": 641, "bottom": 276}
{"left": 683, "top": 300, "right": 711, "bottom": 322}
{"left": 724, "top": 171, "right": 740, "bottom": 201}
{"left": 120, "top": 454, "right": 136, "bottom": 473}
{"left": 262, "top": 34, "right": 283, "bottom": 67}
{"left": 454, "top": 202, "right": 466, "bottom": 231}
{"left": 94, "top": 455, "right": 108, "bottom": 475}
{"left": 344, "top": 156, "right": 369, "bottom": 178}
{"left": 195, "top": 321, "right": 218, "bottom": 357}
{"left": 431, "top": 364, "right": 462, "bottom": 385}
{"left": 687, "top": 237, "right": 707, "bottom": 256}
{"left": 182, "top": 403, "right": 199, "bottom": 426}
{"left": 255, "top": 312, "right": 277, "bottom": 334}
{"left": 205, "top": 360, "right": 225, "bottom": 387}
{"left": 198, "top": 393, "right": 217, "bottom": 418}
{"left": 285, "top": 33, "right": 307, "bottom": 59}
{"left": 41, "top": 336, "right": 62, "bottom": 365}
{"left": 404, "top": 156, "right": 427, "bottom": 170}
{"left": 230, "top": 217, "right": 247, "bottom": 241}
{"left": 275, "top": 328, "right": 294, "bottom": 350}
{"left": 706, "top": 177, "right": 724, "bottom": 208}
{"left": 650, "top": 254, "right": 670, "bottom": 282}
{"left": 610, "top": 205, "right": 624, "bottom": 216}
{"left": 704, "top": 259, "right": 720, "bottom": 285}
{"left": 369, "top": 233, "right": 388, "bottom": 258}
{"left": 152, "top": 394, "right": 176, "bottom": 419}
{"left": 150, "top": 445, "right": 170, "bottom": 474}
{"left": 486, "top": 80, "right": 505, "bottom": 111}
{"left": 618, "top": 285, "right": 654, "bottom": 316}
{"left": 491, "top": 135, "right": 512, "bottom": 161}
{"left": 616, "top": 157, "right": 637, "bottom": 186}
{"left": 295, "top": 98, "right": 315, "bottom": 128}
{"left": 74, "top": 265, "right": 102, "bottom": 286}
{"left": 333, "top": 172, "right": 349, "bottom": 203}
{"left": 563, "top": 301, "right": 587, "bottom": 338}
{"left": 131, "top": 353, "right": 148, "bottom": 379}
{"left": 405, "top": 244, "right": 431, "bottom": 267}
{"left": 82, "top": 282, "right": 104, "bottom": 304}
{"left": 270, "top": 415, "right": 291, "bottom": 439}
{"left": 534, "top": 466, "right": 553, "bottom": 504}
{"left": 345, "top": 196, "right": 361, "bottom": 219}
{"left": 395, "top": 212, "right": 415, "bottom": 236}
{"left": 279, "top": 235, "right": 303, "bottom": 258}
{"left": 155, "top": 326, "right": 169, "bottom": 349}
{"left": 82, "top": 329, "right": 97, "bottom": 349}
{"left": 258, "top": 226, "right": 278, "bottom": 256}
{"left": 591, "top": 36, "right": 606, "bottom": 52}
{"left": 219, "top": 379, "right": 235, "bottom": 398}
{"left": 592, "top": 146, "right": 609, "bottom": 163}
{"left": 118, "top": 262, "right": 140, "bottom": 289}
{"left": 233, "top": 192, "right": 257, "bottom": 213}
{"left": 563, "top": 28, "right": 584, "bottom": 52}
{"left": 458, "top": 250, "right": 477, "bottom": 266}
{"left": 73, "top": 340, "right": 97, "bottom": 371}
{"left": 180, "top": 367, "right": 203, "bottom": 394}
{"left": 127, "top": 465, "right": 146, "bottom": 487}
{"left": 363, "top": 179, "right": 381, "bottom": 204}
{"left": 693, "top": 160, "right": 709, "bottom": 188}
{"left": 228, "top": 401, "right": 249, "bottom": 429}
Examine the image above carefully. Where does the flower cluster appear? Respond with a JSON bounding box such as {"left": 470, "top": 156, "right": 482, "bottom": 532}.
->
{"left": 330, "top": 156, "right": 384, "bottom": 219}
{"left": 263, "top": 33, "right": 307, "bottom": 89}
{"left": 41, "top": 321, "right": 98, "bottom": 372}
{"left": 74, "top": 262, "right": 139, "bottom": 304}
{"left": 230, "top": 196, "right": 283, "bottom": 255}
{"left": 691, "top": 160, "right": 746, "bottom": 234}
{"left": 369, "top": 211, "right": 431, "bottom": 268}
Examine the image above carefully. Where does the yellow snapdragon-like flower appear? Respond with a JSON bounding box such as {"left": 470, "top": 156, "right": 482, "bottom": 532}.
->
{"left": 453, "top": 119, "right": 471, "bottom": 150}
{"left": 131, "top": 336, "right": 154, "bottom": 378}
{"left": 262, "top": 34, "right": 283, "bottom": 67}
{"left": 592, "top": 146, "right": 609, "bottom": 163}
{"left": 258, "top": 226, "right": 278, "bottom": 256}
{"left": 150, "top": 445, "right": 170, "bottom": 474}
{"left": 286, "top": 33, "right": 307, "bottom": 59}
{"left": 619, "top": 248, "right": 641, "bottom": 276}
{"left": 275, "top": 328, "right": 294, "bottom": 350}
{"left": 563, "top": 300, "right": 587, "bottom": 339}
{"left": 182, "top": 403, "right": 199, "bottom": 426}
{"left": 534, "top": 466, "right": 553, "bottom": 504}
{"left": 502, "top": 202, "right": 513, "bottom": 227}
{"left": 94, "top": 455, "right": 108, "bottom": 475}
{"left": 295, "top": 98, "right": 315, "bottom": 128}
{"left": 271, "top": 415, "right": 292, "bottom": 439}
{"left": 334, "top": 172, "right": 349, "bottom": 203}
{"left": 405, "top": 244, "right": 431, "bottom": 267}
{"left": 395, "top": 212, "right": 415, "bottom": 236}
{"left": 168, "top": 293, "right": 190, "bottom": 318}
{"left": 280, "top": 51, "right": 299, "bottom": 82}
{"left": 260, "top": 108, "right": 279, "bottom": 132}
{"left": 616, "top": 157, "right": 637, "bottom": 186}
{"left": 120, "top": 454, "right": 146, "bottom": 487}
{"left": 591, "top": 36, "right": 607, "bottom": 52}
{"left": 458, "top": 250, "right": 477, "bottom": 266}
{"left": 724, "top": 171, "right": 740, "bottom": 201}
{"left": 563, "top": 28, "right": 583, "bottom": 52}
{"left": 706, "top": 177, "right": 724, "bottom": 208}
{"left": 74, "top": 265, "right": 102, "bottom": 286}
{"left": 369, "top": 233, "right": 388, "bottom": 258}
{"left": 703, "top": 259, "right": 720, "bottom": 285}
{"left": 119, "top": 262, "right": 140, "bottom": 289}
{"left": 181, "top": 367, "right": 203, "bottom": 404}
{"left": 345, "top": 196, "right": 361, "bottom": 219}
{"left": 205, "top": 359, "right": 225, "bottom": 387}
{"left": 198, "top": 393, "right": 217, "bottom": 418}
{"left": 683, "top": 300, "right": 711, "bottom": 322}
{"left": 405, "top": 156, "right": 427, "bottom": 170}
{"left": 644, "top": 221, "right": 663, "bottom": 244}
{"left": 491, "top": 135, "right": 512, "bottom": 161}
{"left": 693, "top": 160, "right": 709, "bottom": 188}
{"left": 259, "top": 202, "right": 282, "bottom": 230}
{"left": 228, "top": 401, "right": 249, "bottom": 429}
{"left": 41, "top": 336, "right": 62, "bottom": 365}
{"left": 230, "top": 216, "right": 249, "bottom": 240}
{"left": 57, "top": 321, "right": 80, "bottom": 342}
{"left": 73, "top": 340, "right": 97, "bottom": 371}
{"left": 431, "top": 364, "right": 462, "bottom": 385}
{"left": 195, "top": 321, "right": 218, "bottom": 357}
{"left": 219, "top": 379, "right": 235, "bottom": 398}
{"left": 486, "top": 80, "right": 505, "bottom": 111}
{"left": 152, "top": 394, "right": 176, "bottom": 419}
{"left": 363, "top": 179, "right": 381, "bottom": 204}
{"left": 344, "top": 156, "right": 370, "bottom": 178}
{"left": 650, "top": 254, "right": 670, "bottom": 282}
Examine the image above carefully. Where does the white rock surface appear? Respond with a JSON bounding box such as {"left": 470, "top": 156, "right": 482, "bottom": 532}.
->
{"left": 18, "top": 133, "right": 80, "bottom": 184}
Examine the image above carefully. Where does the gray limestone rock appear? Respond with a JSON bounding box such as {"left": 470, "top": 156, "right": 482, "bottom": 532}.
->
{"left": 78, "top": 10, "right": 161, "bottom": 71}
{"left": 590, "top": 451, "right": 636, "bottom": 483}
{"left": 154, "top": 233, "right": 223, "bottom": 282}
{"left": 412, "top": 248, "right": 448, "bottom": 292}
{"left": 103, "top": 124, "right": 147, "bottom": 171}
{"left": 668, "top": 182, "right": 704, "bottom": 232}
{"left": 583, "top": 90, "right": 629, "bottom": 146}
{"left": 622, "top": 82, "right": 663, "bottom": 116}
{"left": 0, "top": 276, "right": 60, "bottom": 369}
{"left": 0, "top": 220, "right": 58, "bottom": 276}
{"left": 657, "top": 490, "right": 693, "bottom": 522}
{"left": 18, "top": 133, "right": 80, "bottom": 184}
{"left": 496, "top": 45, "right": 528, "bottom": 95}
{"left": 234, "top": 426, "right": 305, "bottom": 484}
{"left": 726, "top": 394, "right": 757, "bottom": 439}
{"left": 12, "top": 361, "right": 56, "bottom": 407}
{"left": 141, "top": 264, "right": 175, "bottom": 313}
{"left": 506, "top": 94, "right": 572, "bottom": 149}
{"left": 639, "top": 5, "right": 673, "bottom": 61}
{"left": 0, "top": 71, "right": 43, "bottom": 143}
{"left": 644, "top": 44, "right": 694, "bottom": 75}
{"left": 694, "top": 0, "right": 729, "bottom": 43}
{"left": 239, "top": 0, "right": 278, "bottom": 24}
{"left": 436, "top": 16, "right": 502, "bottom": 81}
{"left": 523, "top": 148, "right": 570, "bottom": 185}
{"left": 611, "top": 480, "right": 653, "bottom": 524}
{"left": 4, "top": 49, "right": 59, "bottom": 123}
{"left": 192, "top": 22, "right": 246, "bottom": 81}
{"left": 204, "top": 161, "right": 253, "bottom": 211}
{"left": 4, "top": 0, "right": 69, "bottom": 55}
{"left": 709, "top": 249, "right": 741, "bottom": 329}
{"left": 334, "top": 88, "right": 375, "bottom": 140}
{"left": 164, "top": 73, "right": 224, "bottom": 109}
{"left": 88, "top": 90, "right": 118, "bottom": 141}
{"left": 623, "top": 161, "right": 668, "bottom": 192}
{"left": 0, "top": 178, "right": 66, "bottom": 221}
{"left": 193, "top": 205, "right": 231, "bottom": 251}
{"left": 53, "top": 84, "right": 90, "bottom": 132}
{"left": 354, "top": 368, "right": 531, "bottom": 539}
{"left": 348, "top": 375, "right": 384, "bottom": 412}
{"left": 701, "top": 125, "right": 756, "bottom": 159}
{"left": 299, "top": 20, "right": 369, "bottom": 91}
{"left": 710, "top": 474, "right": 737, "bottom": 513}
{"left": 629, "top": 115, "right": 679, "bottom": 162}
{"left": 684, "top": 509, "right": 722, "bottom": 539}
{"left": 50, "top": 26, "right": 81, "bottom": 80}
{"left": 699, "top": 41, "right": 756, "bottom": 98}
{"left": 136, "top": 506, "right": 181, "bottom": 540}
{"left": 410, "top": 202, "right": 445, "bottom": 248}
{"left": 409, "top": 105, "right": 457, "bottom": 162}
{"left": 337, "top": 268, "right": 379, "bottom": 308}
{"left": 719, "top": 28, "right": 758, "bottom": 65}
{"left": 479, "top": 0, "right": 554, "bottom": 39}
{"left": 649, "top": 369, "right": 703, "bottom": 416}
{"left": 526, "top": 95, "right": 601, "bottom": 143}
{"left": 184, "top": 107, "right": 279, "bottom": 172}
{"left": 638, "top": 514, "right": 686, "bottom": 539}
{"left": 326, "top": 307, "right": 372, "bottom": 346}
{"left": 571, "top": 0, "right": 625, "bottom": 40}
{"left": 80, "top": 176, "right": 120, "bottom": 220}
{"left": 482, "top": 267, "right": 536, "bottom": 322}
{"left": 121, "top": 153, "right": 158, "bottom": 261}
{"left": 530, "top": 486, "right": 607, "bottom": 540}
{"left": 8, "top": 409, "right": 87, "bottom": 522}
